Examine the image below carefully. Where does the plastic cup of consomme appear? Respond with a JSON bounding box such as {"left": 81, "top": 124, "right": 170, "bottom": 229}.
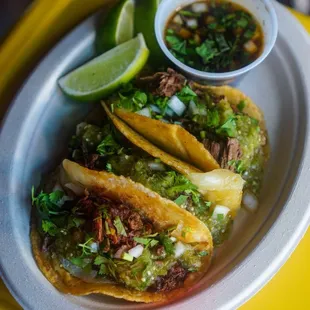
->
{"left": 155, "top": 0, "right": 278, "bottom": 85}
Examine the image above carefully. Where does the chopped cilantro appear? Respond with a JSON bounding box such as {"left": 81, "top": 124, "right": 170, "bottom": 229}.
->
{"left": 106, "top": 163, "right": 113, "bottom": 172}
{"left": 206, "top": 109, "right": 220, "bottom": 128}
{"left": 113, "top": 216, "right": 127, "bottom": 236}
{"left": 94, "top": 255, "right": 109, "bottom": 265}
{"left": 159, "top": 233, "right": 174, "bottom": 255}
{"left": 166, "top": 35, "right": 187, "bottom": 55}
{"left": 78, "top": 237, "right": 94, "bottom": 256}
{"left": 49, "top": 191, "right": 65, "bottom": 206}
{"left": 99, "top": 264, "right": 108, "bottom": 275}
{"left": 132, "top": 91, "right": 147, "bottom": 106}
{"left": 165, "top": 2, "right": 262, "bottom": 72}
{"left": 94, "top": 255, "right": 116, "bottom": 278}
{"left": 32, "top": 187, "right": 65, "bottom": 216}
{"left": 117, "top": 84, "right": 148, "bottom": 112}
{"left": 196, "top": 40, "right": 218, "bottom": 64}
{"left": 96, "top": 134, "right": 120, "bottom": 156}
{"left": 176, "top": 86, "right": 197, "bottom": 104}
{"left": 179, "top": 10, "right": 200, "bottom": 17}
{"left": 42, "top": 220, "right": 59, "bottom": 236}
{"left": 70, "top": 257, "right": 91, "bottom": 268}
{"left": 237, "top": 100, "right": 246, "bottom": 111}
{"left": 228, "top": 160, "right": 245, "bottom": 174}
{"left": 154, "top": 96, "right": 169, "bottom": 114}
{"left": 216, "top": 116, "right": 237, "bottom": 138}
{"left": 237, "top": 17, "right": 248, "bottom": 28}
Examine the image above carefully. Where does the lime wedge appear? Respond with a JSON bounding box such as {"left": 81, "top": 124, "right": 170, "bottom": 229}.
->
{"left": 96, "top": 0, "right": 134, "bottom": 54}
{"left": 58, "top": 34, "right": 149, "bottom": 101}
{"left": 135, "top": 0, "right": 165, "bottom": 66}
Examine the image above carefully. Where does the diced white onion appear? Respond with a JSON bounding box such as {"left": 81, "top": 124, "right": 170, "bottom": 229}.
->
{"left": 136, "top": 108, "right": 151, "bottom": 118}
{"left": 188, "top": 100, "right": 207, "bottom": 116}
{"left": 128, "top": 245, "right": 144, "bottom": 258}
{"left": 76, "top": 122, "right": 87, "bottom": 136}
{"left": 150, "top": 104, "right": 161, "bottom": 113}
{"left": 242, "top": 192, "right": 259, "bottom": 212}
{"left": 65, "top": 183, "right": 84, "bottom": 196}
{"left": 170, "top": 237, "right": 177, "bottom": 243}
{"left": 160, "top": 118, "right": 170, "bottom": 123}
{"left": 53, "top": 182, "right": 73, "bottom": 206}
{"left": 148, "top": 162, "right": 166, "bottom": 171}
{"left": 61, "top": 259, "right": 97, "bottom": 282}
{"left": 165, "top": 107, "right": 175, "bottom": 117}
{"left": 244, "top": 40, "right": 258, "bottom": 54}
{"left": 186, "top": 18, "right": 198, "bottom": 29}
{"left": 53, "top": 182, "right": 63, "bottom": 192}
{"left": 173, "top": 14, "right": 183, "bottom": 25}
{"left": 168, "top": 96, "right": 186, "bottom": 116}
{"left": 192, "top": 3, "right": 208, "bottom": 13}
{"left": 57, "top": 195, "right": 73, "bottom": 207}
{"left": 90, "top": 242, "right": 99, "bottom": 253}
{"left": 174, "top": 241, "right": 186, "bottom": 258}
{"left": 212, "top": 205, "right": 231, "bottom": 219}
{"left": 114, "top": 248, "right": 125, "bottom": 259}
{"left": 189, "top": 100, "right": 197, "bottom": 116}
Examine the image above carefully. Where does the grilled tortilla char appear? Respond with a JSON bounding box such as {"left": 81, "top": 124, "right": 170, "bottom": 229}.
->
{"left": 31, "top": 160, "right": 213, "bottom": 303}
{"left": 107, "top": 68, "right": 268, "bottom": 197}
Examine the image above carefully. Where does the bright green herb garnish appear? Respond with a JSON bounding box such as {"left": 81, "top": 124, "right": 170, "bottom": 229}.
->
{"left": 165, "top": 0, "right": 263, "bottom": 72}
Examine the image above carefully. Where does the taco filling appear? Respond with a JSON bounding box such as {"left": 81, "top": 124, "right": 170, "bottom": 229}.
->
{"left": 31, "top": 160, "right": 212, "bottom": 302}
{"left": 33, "top": 189, "right": 206, "bottom": 292}
{"left": 108, "top": 69, "right": 267, "bottom": 195}
{"left": 68, "top": 122, "right": 233, "bottom": 246}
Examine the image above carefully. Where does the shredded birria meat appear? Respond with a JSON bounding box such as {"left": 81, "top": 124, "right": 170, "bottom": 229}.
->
{"left": 136, "top": 68, "right": 186, "bottom": 97}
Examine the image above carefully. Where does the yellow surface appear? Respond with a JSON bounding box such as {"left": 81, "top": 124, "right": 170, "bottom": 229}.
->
{"left": 0, "top": 1, "right": 309, "bottom": 309}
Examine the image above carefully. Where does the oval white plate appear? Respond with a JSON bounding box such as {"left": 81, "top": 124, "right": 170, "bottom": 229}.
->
{"left": 0, "top": 2, "right": 309, "bottom": 309}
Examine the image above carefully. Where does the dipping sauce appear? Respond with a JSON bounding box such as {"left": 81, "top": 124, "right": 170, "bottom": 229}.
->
{"left": 165, "top": 0, "right": 264, "bottom": 73}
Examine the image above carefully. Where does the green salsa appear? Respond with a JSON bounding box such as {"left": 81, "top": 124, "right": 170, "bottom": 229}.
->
{"left": 32, "top": 188, "right": 206, "bottom": 292}
{"left": 68, "top": 122, "right": 232, "bottom": 247}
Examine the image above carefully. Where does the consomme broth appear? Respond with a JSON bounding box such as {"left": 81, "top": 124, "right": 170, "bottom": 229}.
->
{"left": 165, "top": 0, "right": 264, "bottom": 73}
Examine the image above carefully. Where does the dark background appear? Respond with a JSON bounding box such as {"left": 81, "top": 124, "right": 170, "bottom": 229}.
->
{"left": 0, "top": 0, "right": 308, "bottom": 41}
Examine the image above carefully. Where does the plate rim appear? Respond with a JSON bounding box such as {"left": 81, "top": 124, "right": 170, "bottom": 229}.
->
{"left": 0, "top": 2, "right": 310, "bottom": 310}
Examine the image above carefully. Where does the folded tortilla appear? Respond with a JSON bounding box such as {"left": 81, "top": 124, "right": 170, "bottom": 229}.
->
{"left": 32, "top": 160, "right": 213, "bottom": 303}
{"left": 110, "top": 84, "right": 268, "bottom": 173}
{"left": 102, "top": 102, "right": 200, "bottom": 176}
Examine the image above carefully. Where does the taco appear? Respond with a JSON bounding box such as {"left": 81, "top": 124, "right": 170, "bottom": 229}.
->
{"left": 31, "top": 160, "right": 213, "bottom": 303}
{"left": 66, "top": 109, "right": 244, "bottom": 246}
{"left": 104, "top": 69, "right": 268, "bottom": 199}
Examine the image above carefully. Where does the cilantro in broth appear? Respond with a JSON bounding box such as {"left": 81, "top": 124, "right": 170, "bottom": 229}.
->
{"left": 165, "top": 0, "right": 264, "bottom": 72}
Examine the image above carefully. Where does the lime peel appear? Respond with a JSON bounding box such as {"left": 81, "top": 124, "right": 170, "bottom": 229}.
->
{"left": 96, "top": 0, "right": 135, "bottom": 54}
{"left": 58, "top": 33, "right": 149, "bottom": 101}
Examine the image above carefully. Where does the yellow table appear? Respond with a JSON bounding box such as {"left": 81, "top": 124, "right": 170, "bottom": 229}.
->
{"left": 0, "top": 1, "right": 309, "bottom": 309}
